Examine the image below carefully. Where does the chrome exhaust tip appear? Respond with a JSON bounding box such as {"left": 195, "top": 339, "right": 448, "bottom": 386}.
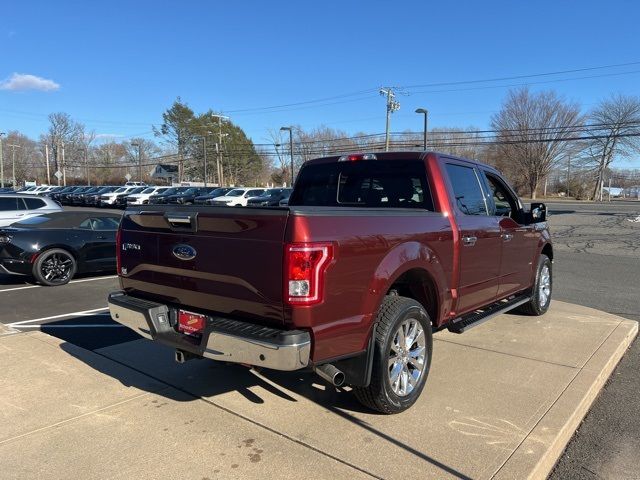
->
{"left": 315, "top": 364, "right": 345, "bottom": 387}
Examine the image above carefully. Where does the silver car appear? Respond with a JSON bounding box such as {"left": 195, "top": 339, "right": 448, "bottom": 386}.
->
{"left": 0, "top": 194, "right": 63, "bottom": 227}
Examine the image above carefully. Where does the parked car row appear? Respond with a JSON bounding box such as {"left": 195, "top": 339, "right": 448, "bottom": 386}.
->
{"left": 1, "top": 184, "right": 293, "bottom": 209}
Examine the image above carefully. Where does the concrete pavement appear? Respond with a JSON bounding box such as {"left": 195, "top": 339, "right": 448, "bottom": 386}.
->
{"left": 0, "top": 301, "right": 635, "bottom": 479}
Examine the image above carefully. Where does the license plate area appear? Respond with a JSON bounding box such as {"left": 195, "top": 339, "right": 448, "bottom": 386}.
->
{"left": 178, "top": 310, "right": 206, "bottom": 336}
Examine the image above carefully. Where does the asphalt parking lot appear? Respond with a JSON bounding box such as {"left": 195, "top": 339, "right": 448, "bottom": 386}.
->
{"left": 0, "top": 201, "right": 638, "bottom": 478}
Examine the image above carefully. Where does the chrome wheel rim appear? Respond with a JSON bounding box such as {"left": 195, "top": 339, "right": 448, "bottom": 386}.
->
{"left": 539, "top": 264, "right": 551, "bottom": 307}
{"left": 41, "top": 253, "right": 73, "bottom": 283}
{"left": 388, "top": 318, "right": 426, "bottom": 397}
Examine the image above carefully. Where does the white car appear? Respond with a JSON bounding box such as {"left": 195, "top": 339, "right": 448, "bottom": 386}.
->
{"left": 126, "top": 186, "right": 171, "bottom": 205}
{"left": 210, "top": 188, "right": 266, "bottom": 206}
{"left": 22, "top": 186, "right": 53, "bottom": 195}
{"left": 0, "top": 194, "right": 62, "bottom": 227}
{"left": 98, "top": 186, "right": 139, "bottom": 206}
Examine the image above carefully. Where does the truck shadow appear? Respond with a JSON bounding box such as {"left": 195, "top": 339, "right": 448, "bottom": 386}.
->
{"left": 56, "top": 333, "right": 472, "bottom": 480}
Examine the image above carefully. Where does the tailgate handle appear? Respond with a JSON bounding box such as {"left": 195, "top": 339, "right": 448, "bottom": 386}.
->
{"left": 165, "top": 214, "right": 197, "bottom": 231}
{"left": 167, "top": 215, "right": 191, "bottom": 225}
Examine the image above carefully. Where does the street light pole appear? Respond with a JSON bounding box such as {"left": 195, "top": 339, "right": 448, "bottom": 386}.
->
{"left": 131, "top": 142, "right": 142, "bottom": 182}
{"left": 280, "top": 126, "right": 294, "bottom": 186}
{"left": 8, "top": 144, "right": 21, "bottom": 188}
{"left": 0, "top": 132, "right": 5, "bottom": 188}
{"left": 415, "top": 108, "right": 428, "bottom": 150}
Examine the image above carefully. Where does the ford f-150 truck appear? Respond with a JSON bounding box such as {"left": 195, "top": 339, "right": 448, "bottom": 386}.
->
{"left": 108, "top": 151, "right": 552, "bottom": 413}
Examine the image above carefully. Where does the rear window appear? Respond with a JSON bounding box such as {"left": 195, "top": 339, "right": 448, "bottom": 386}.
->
{"left": 289, "top": 160, "right": 433, "bottom": 210}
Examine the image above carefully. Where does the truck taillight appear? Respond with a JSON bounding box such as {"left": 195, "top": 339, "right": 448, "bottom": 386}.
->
{"left": 116, "top": 228, "right": 122, "bottom": 274}
{"left": 285, "top": 243, "right": 333, "bottom": 305}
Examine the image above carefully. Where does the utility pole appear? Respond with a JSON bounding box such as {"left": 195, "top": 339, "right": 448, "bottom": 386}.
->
{"left": 0, "top": 132, "right": 5, "bottom": 188}
{"left": 8, "top": 144, "right": 21, "bottom": 188}
{"left": 380, "top": 87, "right": 400, "bottom": 151}
{"left": 608, "top": 177, "right": 612, "bottom": 202}
{"left": 566, "top": 154, "right": 571, "bottom": 198}
{"left": 415, "top": 108, "right": 428, "bottom": 150}
{"left": 45, "top": 144, "right": 51, "bottom": 185}
{"left": 207, "top": 115, "right": 229, "bottom": 186}
{"left": 131, "top": 142, "right": 142, "bottom": 182}
{"left": 84, "top": 148, "right": 90, "bottom": 186}
{"left": 61, "top": 141, "right": 66, "bottom": 186}
{"left": 202, "top": 136, "right": 208, "bottom": 187}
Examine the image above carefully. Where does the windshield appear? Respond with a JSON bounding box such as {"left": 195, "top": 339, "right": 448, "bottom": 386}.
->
{"left": 141, "top": 187, "right": 155, "bottom": 193}
{"left": 226, "top": 189, "right": 245, "bottom": 197}
{"left": 114, "top": 187, "right": 127, "bottom": 193}
{"left": 130, "top": 187, "right": 145, "bottom": 194}
{"left": 159, "top": 188, "right": 178, "bottom": 195}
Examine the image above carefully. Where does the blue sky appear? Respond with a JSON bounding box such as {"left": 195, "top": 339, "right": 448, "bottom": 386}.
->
{"left": 2, "top": 0, "right": 640, "bottom": 165}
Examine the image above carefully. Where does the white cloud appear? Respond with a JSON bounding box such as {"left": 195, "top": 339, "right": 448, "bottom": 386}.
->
{"left": 0, "top": 73, "right": 60, "bottom": 92}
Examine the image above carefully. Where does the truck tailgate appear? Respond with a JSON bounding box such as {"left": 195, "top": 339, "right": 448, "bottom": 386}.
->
{"left": 118, "top": 207, "right": 289, "bottom": 325}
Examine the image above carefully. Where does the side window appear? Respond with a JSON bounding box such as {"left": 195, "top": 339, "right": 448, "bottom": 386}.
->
{"left": 78, "top": 218, "right": 93, "bottom": 229}
{"left": 483, "top": 173, "right": 519, "bottom": 220}
{"left": 92, "top": 217, "right": 120, "bottom": 230}
{"left": 445, "top": 164, "right": 488, "bottom": 215}
{"left": 24, "top": 198, "right": 46, "bottom": 210}
{"left": 0, "top": 197, "right": 20, "bottom": 211}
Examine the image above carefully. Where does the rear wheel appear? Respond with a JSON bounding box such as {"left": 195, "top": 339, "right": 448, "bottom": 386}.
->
{"left": 516, "top": 254, "right": 552, "bottom": 315}
{"left": 354, "top": 296, "right": 433, "bottom": 414}
{"left": 33, "top": 249, "right": 77, "bottom": 286}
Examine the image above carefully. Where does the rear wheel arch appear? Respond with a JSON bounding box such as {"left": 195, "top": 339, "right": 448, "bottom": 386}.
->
{"left": 386, "top": 267, "right": 440, "bottom": 327}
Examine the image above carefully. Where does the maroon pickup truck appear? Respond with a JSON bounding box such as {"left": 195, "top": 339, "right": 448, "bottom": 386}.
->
{"left": 108, "top": 151, "right": 552, "bottom": 413}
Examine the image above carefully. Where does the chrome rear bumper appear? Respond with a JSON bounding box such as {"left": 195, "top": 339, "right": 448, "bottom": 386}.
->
{"left": 108, "top": 291, "right": 311, "bottom": 371}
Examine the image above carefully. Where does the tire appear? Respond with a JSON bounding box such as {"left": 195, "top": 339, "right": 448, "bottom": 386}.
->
{"left": 516, "top": 254, "right": 552, "bottom": 316}
{"left": 354, "top": 296, "right": 433, "bottom": 414}
{"left": 32, "top": 249, "right": 77, "bottom": 286}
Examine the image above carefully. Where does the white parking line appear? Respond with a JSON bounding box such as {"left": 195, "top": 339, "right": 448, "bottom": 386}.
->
{"left": 12, "top": 324, "right": 124, "bottom": 328}
{"left": 0, "top": 275, "right": 117, "bottom": 293}
{"left": 7, "top": 308, "right": 110, "bottom": 326}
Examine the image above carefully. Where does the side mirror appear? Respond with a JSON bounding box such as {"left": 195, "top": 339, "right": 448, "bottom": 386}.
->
{"left": 530, "top": 202, "right": 547, "bottom": 222}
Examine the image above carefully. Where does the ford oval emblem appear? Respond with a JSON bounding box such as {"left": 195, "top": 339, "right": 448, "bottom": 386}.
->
{"left": 172, "top": 244, "right": 197, "bottom": 261}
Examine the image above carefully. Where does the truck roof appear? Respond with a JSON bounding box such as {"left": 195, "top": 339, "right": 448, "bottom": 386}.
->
{"left": 303, "top": 151, "right": 499, "bottom": 172}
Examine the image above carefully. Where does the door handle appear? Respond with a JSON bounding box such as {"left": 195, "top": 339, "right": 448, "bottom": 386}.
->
{"left": 97, "top": 236, "right": 107, "bottom": 240}
{"left": 462, "top": 235, "right": 477, "bottom": 246}
{"left": 502, "top": 233, "right": 514, "bottom": 242}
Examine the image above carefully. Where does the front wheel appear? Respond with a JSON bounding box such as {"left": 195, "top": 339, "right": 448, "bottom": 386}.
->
{"left": 353, "top": 296, "right": 433, "bottom": 414}
{"left": 33, "top": 249, "right": 77, "bottom": 286}
{"left": 516, "top": 254, "right": 552, "bottom": 315}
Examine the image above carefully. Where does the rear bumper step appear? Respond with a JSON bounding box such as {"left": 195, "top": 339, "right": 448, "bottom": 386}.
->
{"left": 108, "top": 291, "right": 311, "bottom": 371}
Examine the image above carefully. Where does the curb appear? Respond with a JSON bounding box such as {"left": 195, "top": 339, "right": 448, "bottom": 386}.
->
{"left": 493, "top": 319, "right": 638, "bottom": 480}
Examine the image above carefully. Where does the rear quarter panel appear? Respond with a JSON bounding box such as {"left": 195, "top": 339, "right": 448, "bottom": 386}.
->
{"left": 286, "top": 208, "right": 453, "bottom": 362}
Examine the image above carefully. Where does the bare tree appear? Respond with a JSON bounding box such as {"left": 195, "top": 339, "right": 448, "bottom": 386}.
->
{"left": 491, "top": 88, "right": 584, "bottom": 198}
{"left": 583, "top": 94, "right": 640, "bottom": 200}
{"left": 42, "top": 112, "right": 83, "bottom": 176}
{"left": 2, "top": 131, "right": 39, "bottom": 185}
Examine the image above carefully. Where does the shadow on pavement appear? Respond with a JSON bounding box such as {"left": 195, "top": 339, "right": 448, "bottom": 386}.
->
{"left": 58, "top": 337, "right": 473, "bottom": 480}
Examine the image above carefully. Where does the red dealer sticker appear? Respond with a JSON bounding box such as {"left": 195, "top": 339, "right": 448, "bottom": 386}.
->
{"left": 178, "top": 310, "right": 206, "bottom": 336}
